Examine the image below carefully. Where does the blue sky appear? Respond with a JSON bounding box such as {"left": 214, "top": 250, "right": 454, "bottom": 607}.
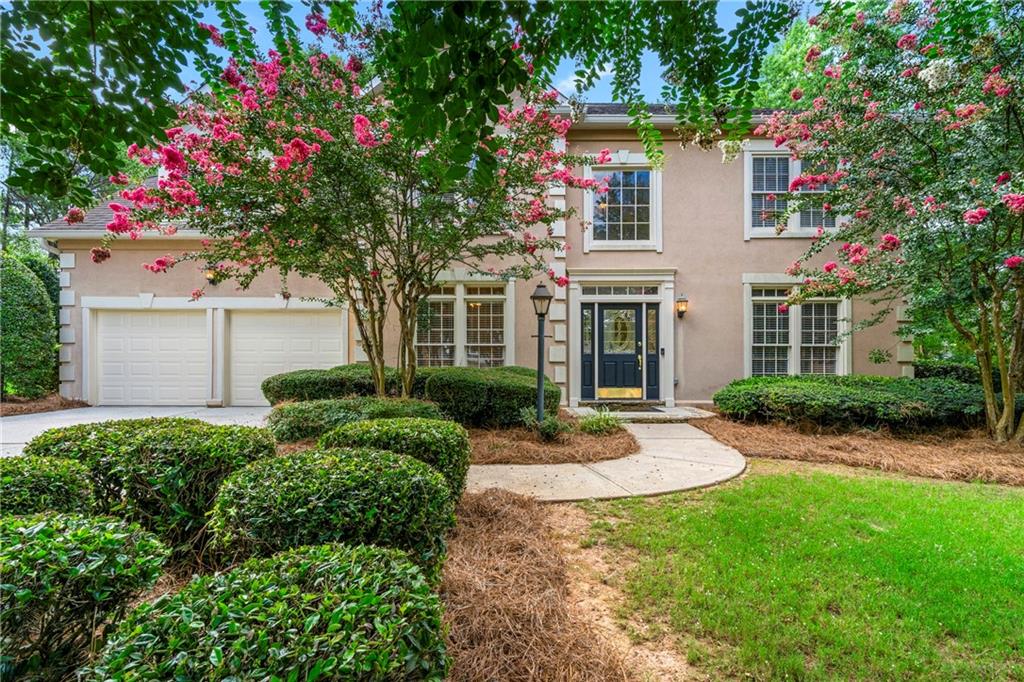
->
{"left": 188, "top": 1, "right": 785, "bottom": 103}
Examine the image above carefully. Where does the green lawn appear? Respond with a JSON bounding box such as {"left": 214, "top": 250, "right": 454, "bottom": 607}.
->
{"left": 585, "top": 465, "right": 1024, "bottom": 680}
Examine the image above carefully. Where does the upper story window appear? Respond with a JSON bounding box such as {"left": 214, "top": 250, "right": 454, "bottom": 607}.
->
{"left": 582, "top": 150, "right": 663, "bottom": 253}
{"left": 744, "top": 140, "right": 839, "bottom": 239}
{"left": 746, "top": 283, "right": 848, "bottom": 377}
{"left": 415, "top": 281, "right": 512, "bottom": 368}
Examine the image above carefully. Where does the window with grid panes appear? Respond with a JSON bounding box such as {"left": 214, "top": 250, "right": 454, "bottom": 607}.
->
{"left": 751, "top": 287, "right": 790, "bottom": 375}
{"left": 751, "top": 155, "right": 789, "bottom": 230}
{"left": 593, "top": 169, "right": 651, "bottom": 241}
{"left": 465, "top": 286, "right": 505, "bottom": 367}
{"left": 797, "top": 164, "right": 836, "bottom": 230}
{"left": 800, "top": 302, "right": 839, "bottom": 374}
{"left": 415, "top": 298, "right": 455, "bottom": 366}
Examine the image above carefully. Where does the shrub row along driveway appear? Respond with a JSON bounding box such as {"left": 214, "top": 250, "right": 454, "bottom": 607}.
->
{"left": 1, "top": 407, "right": 270, "bottom": 456}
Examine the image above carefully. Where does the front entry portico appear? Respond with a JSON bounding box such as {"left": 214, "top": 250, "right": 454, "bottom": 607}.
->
{"left": 568, "top": 269, "right": 677, "bottom": 407}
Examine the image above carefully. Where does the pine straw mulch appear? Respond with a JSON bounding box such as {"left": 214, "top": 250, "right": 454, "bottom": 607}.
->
{"left": 469, "top": 427, "right": 639, "bottom": 465}
{"left": 442, "top": 490, "right": 633, "bottom": 682}
{"left": 694, "top": 417, "right": 1024, "bottom": 487}
{"left": 1, "top": 394, "right": 88, "bottom": 417}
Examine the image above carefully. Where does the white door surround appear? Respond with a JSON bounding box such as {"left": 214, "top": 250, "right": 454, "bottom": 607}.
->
{"left": 80, "top": 295, "right": 349, "bottom": 406}
{"left": 567, "top": 269, "right": 677, "bottom": 407}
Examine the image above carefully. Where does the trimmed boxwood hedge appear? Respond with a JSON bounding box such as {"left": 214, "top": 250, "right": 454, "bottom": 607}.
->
{"left": 22, "top": 417, "right": 207, "bottom": 512}
{"left": 424, "top": 366, "right": 560, "bottom": 427}
{"left": 713, "top": 375, "right": 999, "bottom": 430}
{"left": 23, "top": 418, "right": 276, "bottom": 559}
{"left": 261, "top": 364, "right": 401, "bottom": 403}
{"left": 210, "top": 448, "right": 454, "bottom": 578}
{"left": 1, "top": 254, "right": 56, "bottom": 398}
{"left": 1, "top": 513, "right": 167, "bottom": 680}
{"left": 320, "top": 418, "right": 471, "bottom": 497}
{"left": 267, "top": 396, "right": 443, "bottom": 442}
{"left": 86, "top": 544, "right": 449, "bottom": 681}
{"left": 0, "top": 456, "right": 94, "bottom": 514}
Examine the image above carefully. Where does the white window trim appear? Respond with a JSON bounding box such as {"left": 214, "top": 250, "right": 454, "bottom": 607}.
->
{"left": 741, "top": 274, "right": 852, "bottom": 377}
{"left": 416, "top": 278, "right": 515, "bottom": 368}
{"left": 743, "top": 139, "right": 843, "bottom": 241}
{"left": 582, "top": 150, "right": 663, "bottom": 253}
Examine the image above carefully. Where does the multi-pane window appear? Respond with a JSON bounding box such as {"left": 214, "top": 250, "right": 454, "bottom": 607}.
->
{"left": 800, "top": 302, "right": 839, "bottom": 374}
{"left": 415, "top": 299, "right": 455, "bottom": 366}
{"left": 797, "top": 164, "right": 836, "bottom": 230}
{"left": 415, "top": 284, "right": 507, "bottom": 368}
{"left": 593, "top": 169, "right": 652, "bottom": 241}
{"left": 750, "top": 289, "right": 841, "bottom": 376}
{"left": 751, "top": 288, "right": 790, "bottom": 376}
{"left": 466, "top": 291, "right": 505, "bottom": 367}
{"left": 751, "top": 156, "right": 789, "bottom": 230}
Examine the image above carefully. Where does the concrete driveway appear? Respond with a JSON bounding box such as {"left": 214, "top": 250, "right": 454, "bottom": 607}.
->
{"left": 1, "top": 406, "right": 271, "bottom": 456}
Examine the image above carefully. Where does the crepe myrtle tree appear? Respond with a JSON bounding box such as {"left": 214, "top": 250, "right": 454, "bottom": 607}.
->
{"left": 88, "top": 46, "right": 605, "bottom": 397}
{"left": 751, "top": 0, "right": 1024, "bottom": 441}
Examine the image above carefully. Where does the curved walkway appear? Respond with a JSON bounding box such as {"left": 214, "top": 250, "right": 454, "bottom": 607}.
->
{"left": 467, "top": 423, "right": 746, "bottom": 502}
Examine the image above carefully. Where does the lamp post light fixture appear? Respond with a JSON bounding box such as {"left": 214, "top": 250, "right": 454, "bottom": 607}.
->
{"left": 675, "top": 295, "right": 689, "bottom": 319}
{"left": 530, "top": 282, "right": 554, "bottom": 422}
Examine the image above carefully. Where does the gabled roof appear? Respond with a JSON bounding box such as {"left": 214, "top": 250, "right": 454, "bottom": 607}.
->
{"left": 30, "top": 177, "right": 174, "bottom": 239}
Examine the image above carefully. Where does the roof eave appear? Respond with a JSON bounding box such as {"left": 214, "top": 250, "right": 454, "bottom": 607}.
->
{"left": 28, "top": 229, "right": 208, "bottom": 241}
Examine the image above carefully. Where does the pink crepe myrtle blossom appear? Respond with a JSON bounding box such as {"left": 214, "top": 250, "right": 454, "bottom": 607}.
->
{"left": 805, "top": 45, "right": 822, "bottom": 65}
{"left": 109, "top": 172, "right": 130, "bottom": 185}
{"left": 143, "top": 255, "right": 175, "bottom": 273}
{"left": 785, "top": 261, "right": 801, "bottom": 276}
{"left": 896, "top": 33, "right": 918, "bottom": 50}
{"left": 823, "top": 261, "right": 838, "bottom": 273}
{"left": 983, "top": 66, "right": 1012, "bottom": 97}
{"left": 554, "top": 275, "right": 570, "bottom": 287}
{"left": 198, "top": 22, "right": 224, "bottom": 47}
{"left": 90, "top": 247, "right": 111, "bottom": 264}
{"left": 777, "top": 303, "right": 790, "bottom": 314}
{"left": 878, "top": 233, "right": 901, "bottom": 251}
{"left": 305, "top": 13, "right": 328, "bottom": 35}
{"left": 1005, "top": 255, "right": 1023, "bottom": 269}
{"left": 1002, "top": 194, "right": 1024, "bottom": 215}
{"left": 995, "top": 172, "right": 1011, "bottom": 186}
{"left": 963, "top": 207, "right": 990, "bottom": 224}
{"left": 345, "top": 55, "right": 363, "bottom": 74}
{"left": 790, "top": 88, "right": 804, "bottom": 101}
{"left": 189, "top": 288, "right": 205, "bottom": 301}
{"left": 595, "top": 148, "right": 612, "bottom": 164}
{"left": 63, "top": 207, "right": 85, "bottom": 224}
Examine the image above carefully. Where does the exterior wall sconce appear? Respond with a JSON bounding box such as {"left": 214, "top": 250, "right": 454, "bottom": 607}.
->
{"left": 675, "top": 295, "right": 689, "bottom": 319}
{"left": 204, "top": 265, "right": 222, "bottom": 285}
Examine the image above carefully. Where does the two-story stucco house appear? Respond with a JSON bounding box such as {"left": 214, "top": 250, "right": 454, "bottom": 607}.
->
{"left": 29, "top": 104, "right": 909, "bottom": 408}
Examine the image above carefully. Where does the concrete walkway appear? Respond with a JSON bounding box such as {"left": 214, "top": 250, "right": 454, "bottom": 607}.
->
{"left": 1, "top": 406, "right": 271, "bottom": 456}
{"left": 467, "top": 422, "right": 746, "bottom": 502}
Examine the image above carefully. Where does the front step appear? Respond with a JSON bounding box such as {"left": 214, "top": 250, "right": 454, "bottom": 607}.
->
{"left": 569, "top": 404, "right": 715, "bottom": 423}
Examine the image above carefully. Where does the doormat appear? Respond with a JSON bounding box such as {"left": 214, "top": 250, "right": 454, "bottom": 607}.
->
{"left": 582, "top": 402, "right": 664, "bottom": 413}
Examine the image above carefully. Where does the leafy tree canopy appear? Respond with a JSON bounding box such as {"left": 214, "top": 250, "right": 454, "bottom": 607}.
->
{"left": 750, "top": 18, "right": 824, "bottom": 110}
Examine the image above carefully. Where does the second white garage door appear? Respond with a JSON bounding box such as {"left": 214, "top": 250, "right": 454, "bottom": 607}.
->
{"left": 228, "top": 310, "right": 346, "bottom": 405}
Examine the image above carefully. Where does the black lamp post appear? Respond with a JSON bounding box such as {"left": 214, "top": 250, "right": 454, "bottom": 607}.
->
{"left": 530, "top": 282, "right": 554, "bottom": 422}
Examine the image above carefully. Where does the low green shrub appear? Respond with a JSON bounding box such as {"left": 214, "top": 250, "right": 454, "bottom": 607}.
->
{"left": 912, "top": 358, "right": 1005, "bottom": 391}
{"left": 110, "top": 423, "right": 276, "bottom": 559}
{"left": 86, "top": 544, "right": 448, "bottom": 681}
{"left": 1, "top": 513, "right": 167, "bottom": 680}
{"left": 0, "top": 254, "right": 56, "bottom": 398}
{"left": 210, "top": 448, "right": 454, "bottom": 578}
{"left": 577, "top": 409, "right": 624, "bottom": 435}
{"left": 262, "top": 364, "right": 402, "bottom": 403}
{"left": 713, "top": 375, "right": 995, "bottom": 430}
{"left": 519, "top": 407, "right": 573, "bottom": 442}
{"left": 424, "top": 366, "right": 560, "bottom": 427}
{"left": 22, "top": 417, "right": 206, "bottom": 512}
{"left": 0, "top": 456, "right": 94, "bottom": 514}
{"left": 319, "top": 418, "right": 470, "bottom": 497}
{"left": 268, "top": 396, "right": 443, "bottom": 442}
{"left": 23, "top": 418, "right": 275, "bottom": 560}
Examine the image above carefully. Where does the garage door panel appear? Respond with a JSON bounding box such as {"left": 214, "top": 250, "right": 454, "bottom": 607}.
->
{"left": 97, "top": 311, "right": 207, "bottom": 406}
{"left": 229, "top": 311, "right": 344, "bottom": 406}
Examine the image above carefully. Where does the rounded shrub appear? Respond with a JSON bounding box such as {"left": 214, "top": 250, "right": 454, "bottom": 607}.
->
{"left": 86, "top": 544, "right": 449, "bottom": 681}
{"left": 18, "top": 252, "right": 61, "bottom": 326}
{"left": 109, "top": 423, "right": 276, "bottom": 559}
{"left": 261, "top": 364, "right": 401, "bottom": 404}
{"left": 0, "top": 456, "right": 94, "bottom": 514}
{"left": 713, "top": 375, "right": 992, "bottom": 430}
{"left": 22, "top": 417, "right": 207, "bottom": 512}
{"left": 319, "top": 417, "right": 470, "bottom": 497}
{"left": 1, "top": 513, "right": 167, "bottom": 680}
{"left": 211, "top": 448, "right": 454, "bottom": 578}
{"left": 267, "top": 396, "right": 443, "bottom": 442}
{"left": 424, "top": 366, "right": 560, "bottom": 427}
{"left": 0, "top": 254, "right": 56, "bottom": 399}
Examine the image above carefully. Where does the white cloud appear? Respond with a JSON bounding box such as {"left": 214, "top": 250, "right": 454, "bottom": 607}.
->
{"left": 555, "top": 64, "right": 613, "bottom": 95}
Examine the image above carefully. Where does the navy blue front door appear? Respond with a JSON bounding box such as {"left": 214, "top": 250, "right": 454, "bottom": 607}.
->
{"left": 597, "top": 304, "right": 643, "bottom": 399}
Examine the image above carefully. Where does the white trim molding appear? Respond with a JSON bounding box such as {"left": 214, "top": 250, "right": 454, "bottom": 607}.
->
{"left": 582, "top": 151, "right": 663, "bottom": 253}
{"left": 416, "top": 276, "right": 517, "bottom": 369}
{"left": 741, "top": 273, "right": 853, "bottom": 378}
{"left": 567, "top": 269, "right": 677, "bottom": 408}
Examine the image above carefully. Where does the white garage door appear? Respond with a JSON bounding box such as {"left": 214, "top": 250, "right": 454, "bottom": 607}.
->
{"left": 228, "top": 310, "right": 345, "bottom": 406}
{"left": 96, "top": 310, "right": 208, "bottom": 405}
